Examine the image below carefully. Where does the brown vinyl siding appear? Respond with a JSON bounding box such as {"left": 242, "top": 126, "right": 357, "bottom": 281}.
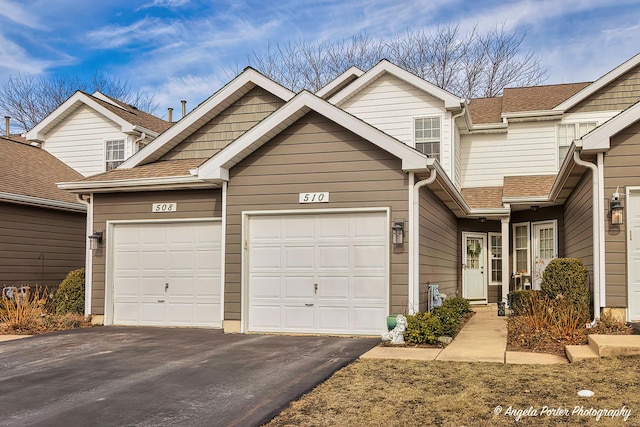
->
{"left": 225, "top": 111, "right": 409, "bottom": 320}
{"left": 91, "top": 189, "right": 222, "bottom": 314}
{"left": 563, "top": 172, "right": 594, "bottom": 280}
{"left": 418, "top": 186, "right": 458, "bottom": 309}
{"left": 0, "top": 202, "right": 85, "bottom": 289}
{"left": 160, "top": 87, "right": 286, "bottom": 161}
{"left": 569, "top": 64, "right": 640, "bottom": 113}
{"left": 603, "top": 120, "right": 640, "bottom": 307}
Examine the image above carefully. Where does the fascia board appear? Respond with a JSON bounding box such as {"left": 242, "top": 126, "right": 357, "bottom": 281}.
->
{"left": 329, "top": 60, "right": 463, "bottom": 109}
{"left": 57, "top": 176, "right": 218, "bottom": 193}
{"left": 198, "top": 91, "right": 430, "bottom": 180}
{"left": 548, "top": 142, "right": 578, "bottom": 201}
{"left": 26, "top": 92, "right": 86, "bottom": 141}
{"left": 122, "top": 69, "right": 295, "bottom": 169}
{"left": 432, "top": 161, "right": 471, "bottom": 214}
{"left": 0, "top": 192, "right": 86, "bottom": 212}
{"left": 582, "top": 103, "right": 640, "bottom": 151}
{"left": 555, "top": 53, "right": 640, "bottom": 112}
{"left": 316, "top": 66, "right": 365, "bottom": 98}
{"left": 502, "top": 196, "right": 550, "bottom": 204}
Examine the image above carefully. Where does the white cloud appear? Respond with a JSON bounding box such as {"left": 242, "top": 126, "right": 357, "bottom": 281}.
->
{"left": 0, "top": 34, "right": 56, "bottom": 79}
{"left": 87, "top": 18, "right": 180, "bottom": 49}
{"left": 138, "top": 0, "right": 189, "bottom": 11}
{"left": 0, "top": 0, "right": 46, "bottom": 29}
{"left": 141, "top": 73, "right": 228, "bottom": 115}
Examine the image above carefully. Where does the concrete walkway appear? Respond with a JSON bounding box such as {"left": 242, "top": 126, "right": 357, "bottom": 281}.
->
{"left": 361, "top": 305, "right": 568, "bottom": 364}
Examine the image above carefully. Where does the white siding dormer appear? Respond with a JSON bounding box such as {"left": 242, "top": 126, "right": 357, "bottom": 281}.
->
{"left": 43, "top": 105, "right": 128, "bottom": 177}
{"left": 341, "top": 73, "right": 454, "bottom": 177}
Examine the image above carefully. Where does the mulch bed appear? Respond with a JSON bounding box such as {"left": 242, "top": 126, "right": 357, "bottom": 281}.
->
{"left": 380, "top": 311, "right": 474, "bottom": 348}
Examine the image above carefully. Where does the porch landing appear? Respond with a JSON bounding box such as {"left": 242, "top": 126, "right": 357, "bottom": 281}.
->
{"left": 565, "top": 334, "right": 640, "bottom": 363}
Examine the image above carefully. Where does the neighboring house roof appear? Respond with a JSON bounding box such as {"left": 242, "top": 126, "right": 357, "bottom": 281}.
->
{"left": 81, "top": 158, "right": 203, "bottom": 182}
{"left": 555, "top": 52, "right": 640, "bottom": 111}
{"left": 121, "top": 67, "right": 295, "bottom": 168}
{"left": 328, "top": 59, "right": 463, "bottom": 110}
{"left": 0, "top": 138, "right": 84, "bottom": 211}
{"left": 25, "top": 91, "right": 170, "bottom": 142}
{"left": 315, "top": 66, "right": 364, "bottom": 99}
{"left": 461, "top": 187, "right": 504, "bottom": 209}
{"left": 503, "top": 175, "right": 557, "bottom": 200}
{"left": 1, "top": 134, "right": 29, "bottom": 144}
{"left": 467, "top": 83, "right": 590, "bottom": 125}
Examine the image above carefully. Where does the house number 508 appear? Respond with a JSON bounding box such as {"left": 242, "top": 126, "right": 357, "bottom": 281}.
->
{"left": 299, "top": 192, "right": 329, "bottom": 203}
{"left": 152, "top": 203, "right": 178, "bottom": 212}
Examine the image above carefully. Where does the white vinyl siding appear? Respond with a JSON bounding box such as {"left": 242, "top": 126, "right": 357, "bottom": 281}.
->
{"left": 460, "top": 121, "right": 557, "bottom": 187}
{"left": 340, "top": 73, "right": 453, "bottom": 178}
{"left": 42, "top": 105, "right": 130, "bottom": 176}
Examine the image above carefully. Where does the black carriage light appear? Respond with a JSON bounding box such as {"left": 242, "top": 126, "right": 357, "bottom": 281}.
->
{"left": 88, "top": 231, "right": 103, "bottom": 250}
{"left": 610, "top": 193, "right": 624, "bottom": 226}
{"left": 392, "top": 221, "right": 404, "bottom": 245}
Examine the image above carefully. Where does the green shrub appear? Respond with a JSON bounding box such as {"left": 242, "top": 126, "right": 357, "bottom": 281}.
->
{"left": 431, "top": 305, "right": 462, "bottom": 337}
{"left": 541, "top": 258, "right": 590, "bottom": 316}
{"left": 509, "top": 290, "right": 541, "bottom": 315}
{"left": 440, "top": 297, "right": 472, "bottom": 316}
{"left": 56, "top": 268, "right": 85, "bottom": 315}
{"left": 404, "top": 312, "right": 443, "bottom": 344}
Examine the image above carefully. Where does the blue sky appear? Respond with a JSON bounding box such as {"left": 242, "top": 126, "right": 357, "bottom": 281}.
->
{"left": 1, "top": 0, "right": 639, "bottom": 119}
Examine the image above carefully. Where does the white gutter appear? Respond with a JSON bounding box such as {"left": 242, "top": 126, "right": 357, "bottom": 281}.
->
{"left": 573, "top": 150, "right": 601, "bottom": 320}
{"left": 0, "top": 192, "right": 85, "bottom": 212}
{"left": 76, "top": 194, "right": 92, "bottom": 317}
{"left": 408, "top": 168, "right": 437, "bottom": 314}
{"left": 131, "top": 131, "right": 146, "bottom": 153}
{"left": 58, "top": 175, "right": 219, "bottom": 193}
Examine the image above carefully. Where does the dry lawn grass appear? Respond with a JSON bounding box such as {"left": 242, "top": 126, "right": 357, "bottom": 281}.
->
{"left": 267, "top": 356, "right": 640, "bottom": 426}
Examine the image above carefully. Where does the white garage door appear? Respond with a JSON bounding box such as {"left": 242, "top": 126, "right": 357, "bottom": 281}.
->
{"left": 248, "top": 211, "right": 388, "bottom": 335}
{"left": 112, "top": 221, "right": 222, "bottom": 327}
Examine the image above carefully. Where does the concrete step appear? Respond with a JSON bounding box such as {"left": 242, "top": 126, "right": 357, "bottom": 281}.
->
{"left": 565, "top": 345, "right": 599, "bottom": 363}
{"left": 588, "top": 334, "right": 640, "bottom": 357}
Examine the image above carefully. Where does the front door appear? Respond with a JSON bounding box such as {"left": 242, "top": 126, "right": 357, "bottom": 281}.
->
{"left": 463, "top": 233, "right": 487, "bottom": 303}
{"left": 532, "top": 221, "right": 557, "bottom": 290}
{"left": 628, "top": 190, "right": 640, "bottom": 321}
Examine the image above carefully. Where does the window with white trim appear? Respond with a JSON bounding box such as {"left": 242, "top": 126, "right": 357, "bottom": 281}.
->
{"left": 513, "top": 222, "right": 530, "bottom": 274}
{"left": 558, "top": 122, "right": 597, "bottom": 166}
{"left": 489, "top": 233, "right": 502, "bottom": 284}
{"left": 414, "top": 116, "right": 440, "bottom": 161}
{"left": 105, "top": 139, "right": 125, "bottom": 171}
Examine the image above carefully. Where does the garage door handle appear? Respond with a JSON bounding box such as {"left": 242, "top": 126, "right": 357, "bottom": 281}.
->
{"left": 305, "top": 303, "right": 314, "bottom": 307}
{"left": 158, "top": 299, "right": 165, "bottom": 303}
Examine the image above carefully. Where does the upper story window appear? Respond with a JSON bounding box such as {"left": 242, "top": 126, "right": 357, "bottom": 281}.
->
{"left": 105, "top": 139, "right": 125, "bottom": 171}
{"left": 558, "top": 122, "right": 597, "bottom": 166}
{"left": 414, "top": 116, "right": 440, "bottom": 161}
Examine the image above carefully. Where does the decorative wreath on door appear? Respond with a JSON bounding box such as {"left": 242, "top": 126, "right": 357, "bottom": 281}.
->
{"left": 467, "top": 240, "right": 482, "bottom": 258}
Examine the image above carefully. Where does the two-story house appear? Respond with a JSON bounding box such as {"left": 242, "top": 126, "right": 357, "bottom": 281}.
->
{"left": 58, "top": 53, "right": 640, "bottom": 333}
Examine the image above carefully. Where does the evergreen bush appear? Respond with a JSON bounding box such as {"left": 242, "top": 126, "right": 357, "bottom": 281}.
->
{"left": 56, "top": 268, "right": 85, "bottom": 315}
{"left": 540, "top": 258, "right": 590, "bottom": 316}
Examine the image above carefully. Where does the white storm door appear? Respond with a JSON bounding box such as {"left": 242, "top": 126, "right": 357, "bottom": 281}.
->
{"left": 628, "top": 190, "right": 640, "bottom": 321}
{"left": 532, "top": 221, "right": 557, "bottom": 290}
{"left": 463, "top": 233, "right": 487, "bottom": 302}
{"left": 112, "top": 221, "right": 222, "bottom": 327}
{"left": 247, "top": 211, "right": 388, "bottom": 335}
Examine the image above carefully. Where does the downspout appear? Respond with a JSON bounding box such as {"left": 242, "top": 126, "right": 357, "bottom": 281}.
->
{"left": 133, "top": 131, "right": 146, "bottom": 153}
{"left": 408, "top": 168, "right": 437, "bottom": 314}
{"left": 450, "top": 104, "right": 466, "bottom": 183}
{"left": 220, "top": 181, "right": 227, "bottom": 331}
{"left": 573, "top": 150, "right": 601, "bottom": 320}
{"left": 76, "top": 193, "right": 92, "bottom": 318}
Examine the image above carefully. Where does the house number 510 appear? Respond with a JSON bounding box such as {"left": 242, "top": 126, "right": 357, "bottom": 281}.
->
{"left": 299, "top": 192, "right": 329, "bottom": 203}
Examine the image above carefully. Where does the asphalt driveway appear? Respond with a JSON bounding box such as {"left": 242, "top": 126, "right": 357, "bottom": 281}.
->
{"left": 0, "top": 327, "right": 377, "bottom": 426}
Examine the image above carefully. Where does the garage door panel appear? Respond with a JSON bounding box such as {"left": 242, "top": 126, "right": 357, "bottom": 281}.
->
{"left": 353, "top": 277, "right": 387, "bottom": 300}
{"left": 248, "top": 211, "right": 388, "bottom": 335}
{"left": 112, "top": 221, "right": 222, "bottom": 328}
{"left": 250, "top": 276, "right": 281, "bottom": 298}
{"left": 249, "top": 217, "right": 281, "bottom": 240}
{"left": 318, "top": 246, "right": 349, "bottom": 269}
{"left": 284, "top": 276, "right": 315, "bottom": 299}
{"left": 284, "top": 246, "right": 314, "bottom": 268}
{"left": 250, "top": 246, "right": 282, "bottom": 269}
{"left": 354, "top": 244, "right": 386, "bottom": 268}
{"left": 284, "top": 306, "right": 314, "bottom": 329}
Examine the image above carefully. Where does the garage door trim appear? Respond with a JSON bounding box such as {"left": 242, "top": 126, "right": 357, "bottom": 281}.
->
{"left": 241, "top": 207, "right": 390, "bottom": 334}
{"left": 105, "top": 218, "right": 224, "bottom": 326}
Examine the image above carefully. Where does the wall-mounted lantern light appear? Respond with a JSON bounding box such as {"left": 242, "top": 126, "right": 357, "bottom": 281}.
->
{"left": 610, "top": 192, "right": 624, "bottom": 225}
{"left": 392, "top": 221, "right": 404, "bottom": 245}
{"left": 88, "top": 231, "right": 103, "bottom": 250}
